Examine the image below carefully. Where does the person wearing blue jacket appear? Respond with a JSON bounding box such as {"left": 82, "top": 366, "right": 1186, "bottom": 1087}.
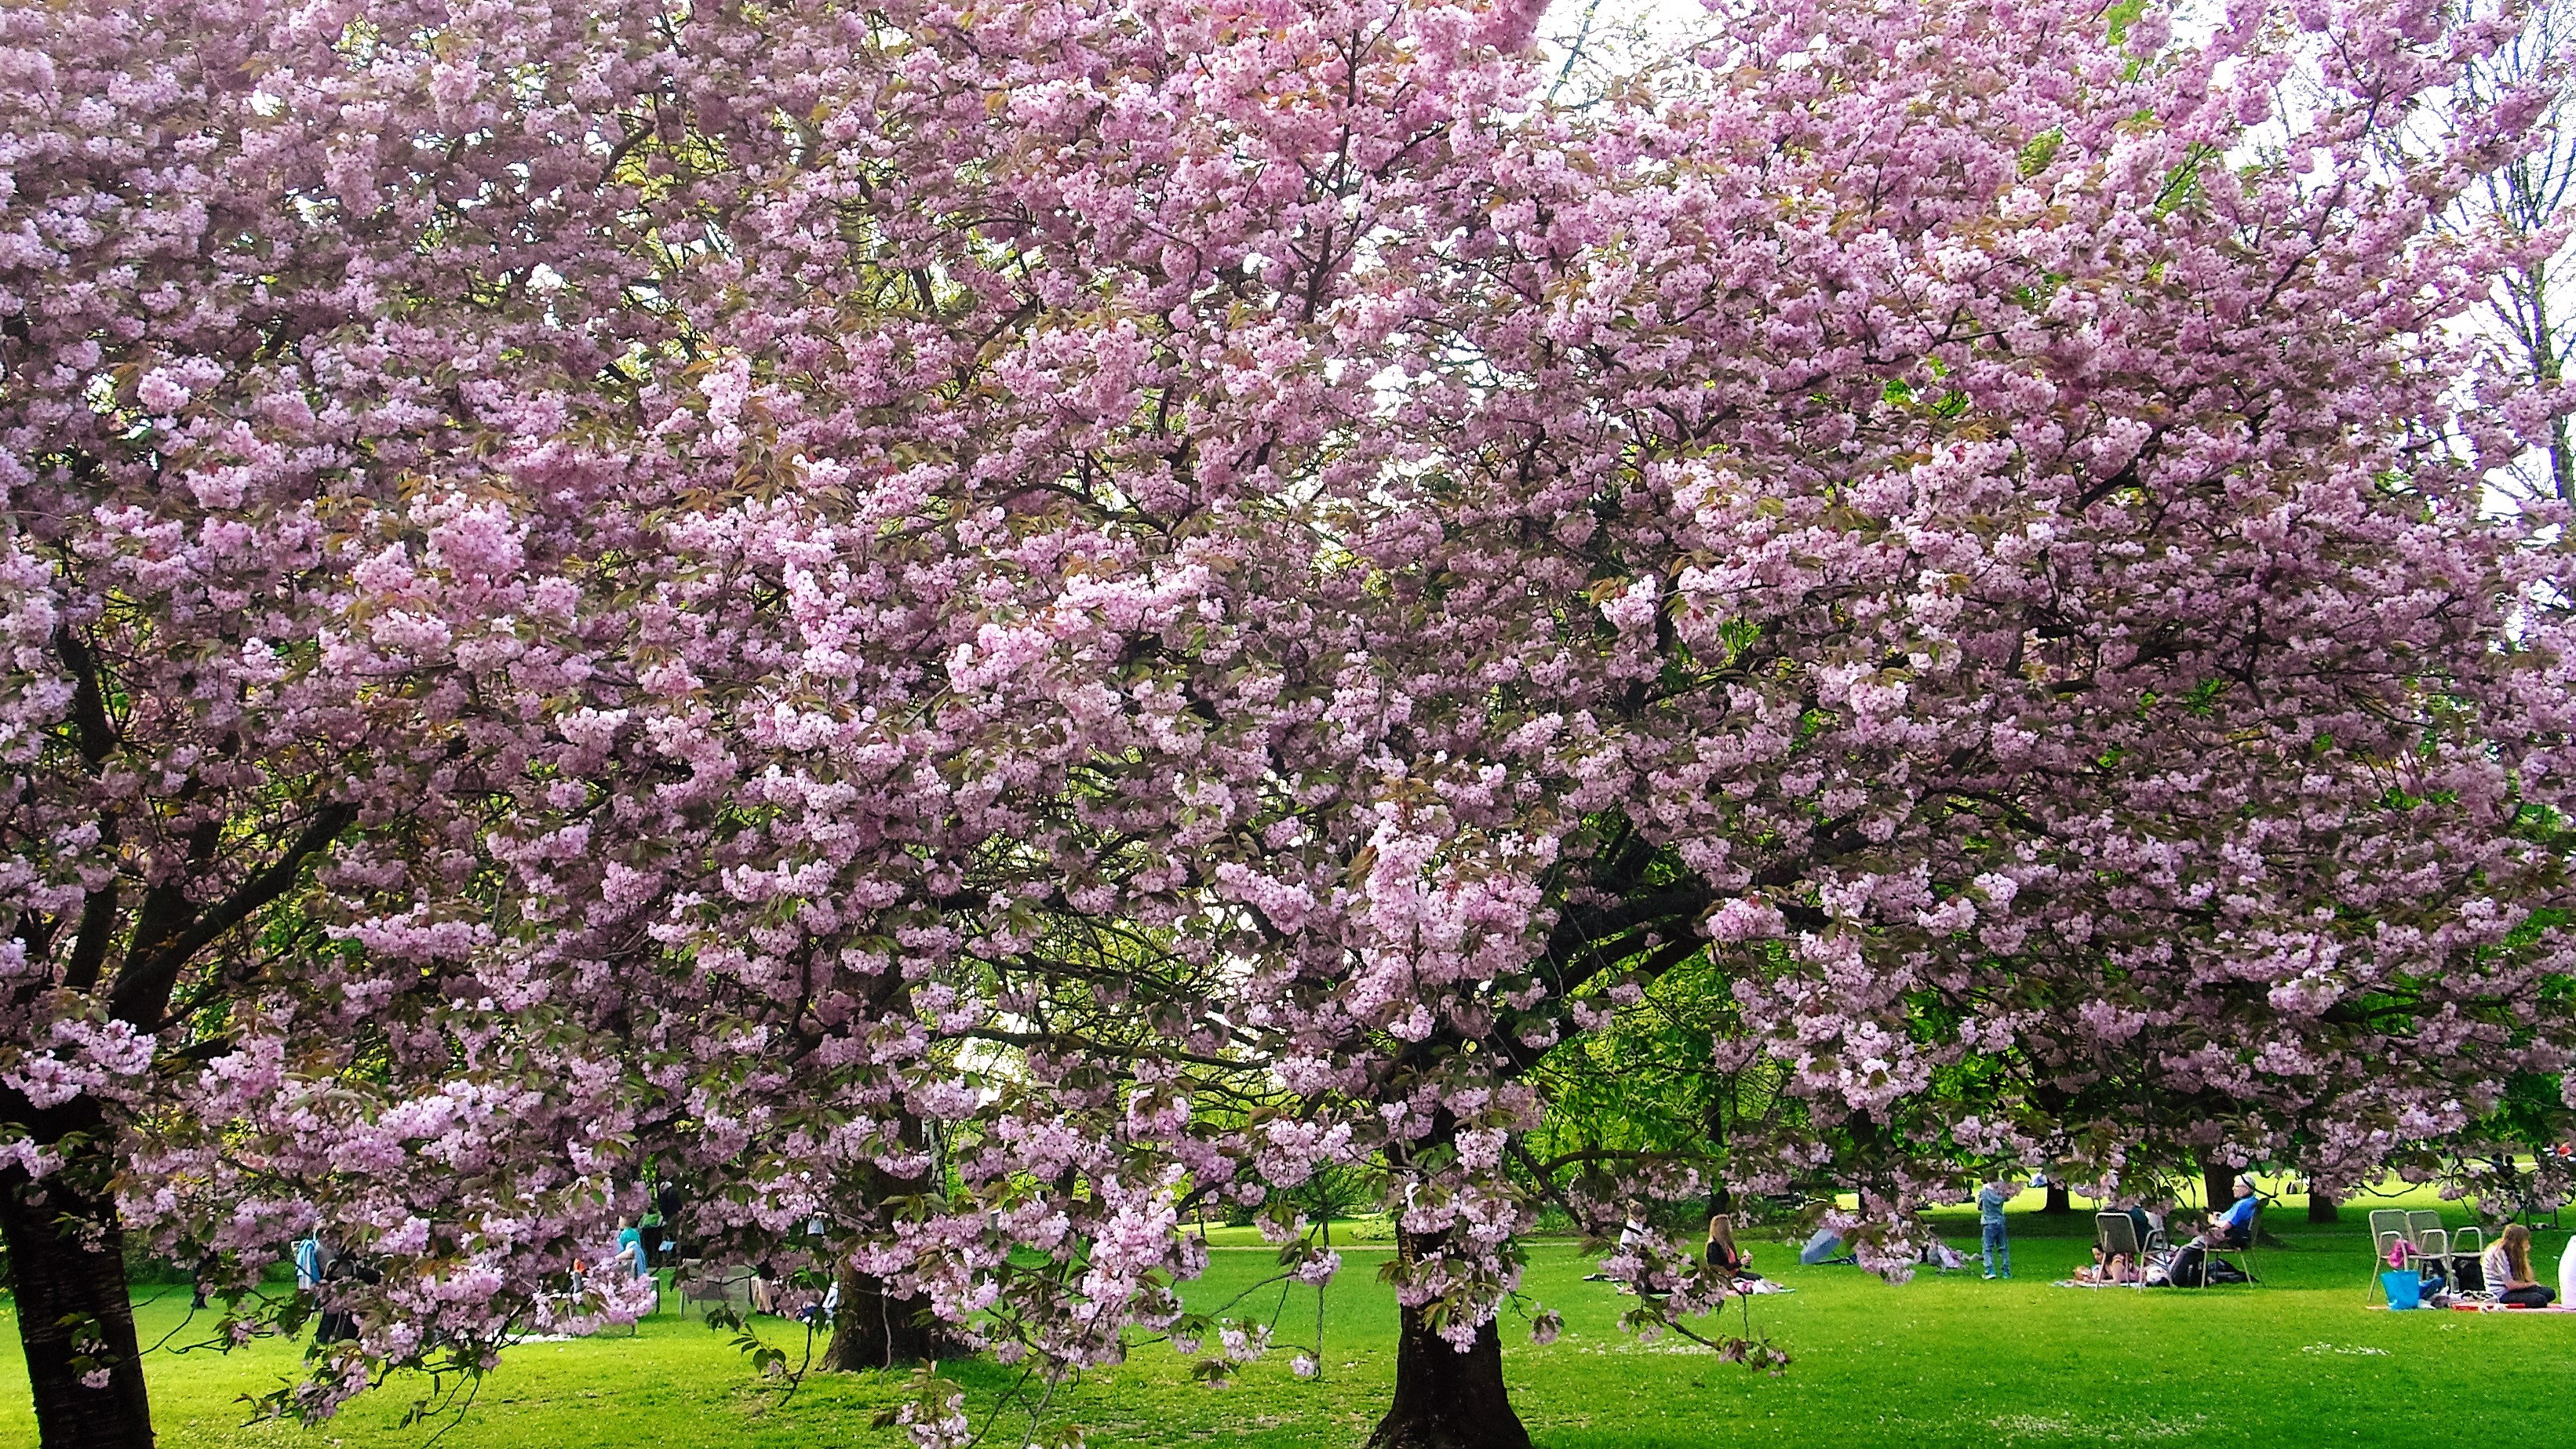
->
{"left": 2210, "top": 1177, "right": 2259, "bottom": 1248}
{"left": 1977, "top": 1181, "right": 2013, "bottom": 1280}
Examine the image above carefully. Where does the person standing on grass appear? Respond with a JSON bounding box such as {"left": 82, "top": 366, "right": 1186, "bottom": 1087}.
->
{"left": 1978, "top": 1179, "right": 2013, "bottom": 1280}
{"left": 2482, "top": 1224, "right": 2558, "bottom": 1308}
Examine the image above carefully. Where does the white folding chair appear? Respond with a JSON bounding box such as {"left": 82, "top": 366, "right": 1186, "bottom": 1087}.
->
{"left": 2451, "top": 1226, "right": 2495, "bottom": 1301}
{"left": 2415, "top": 1227, "right": 2451, "bottom": 1294}
{"left": 2406, "top": 1211, "right": 2450, "bottom": 1291}
{"left": 2368, "top": 1225, "right": 2411, "bottom": 1303}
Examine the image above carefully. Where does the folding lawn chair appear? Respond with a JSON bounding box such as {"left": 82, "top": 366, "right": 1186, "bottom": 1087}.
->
{"left": 2450, "top": 1226, "right": 2496, "bottom": 1302}
{"left": 2413, "top": 1225, "right": 2452, "bottom": 1294}
{"left": 2096, "top": 1212, "right": 2153, "bottom": 1289}
{"left": 2453, "top": 1225, "right": 2487, "bottom": 1272}
{"left": 2406, "top": 1211, "right": 2450, "bottom": 1290}
{"left": 2368, "top": 1225, "right": 2416, "bottom": 1303}
{"left": 2193, "top": 1197, "right": 2260, "bottom": 1287}
{"left": 2363, "top": 1210, "right": 2415, "bottom": 1302}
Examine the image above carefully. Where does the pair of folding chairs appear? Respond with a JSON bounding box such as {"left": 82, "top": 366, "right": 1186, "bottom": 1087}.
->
{"left": 2097, "top": 1207, "right": 2260, "bottom": 1287}
{"left": 2081, "top": 1220, "right": 2225, "bottom": 1287}
{"left": 2368, "top": 1208, "right": 2488, "bottom": 1302}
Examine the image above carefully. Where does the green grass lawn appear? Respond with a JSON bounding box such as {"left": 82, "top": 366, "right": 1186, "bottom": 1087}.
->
{"left": 2, "top": 1185, "right": 2569, "bottom": 1448}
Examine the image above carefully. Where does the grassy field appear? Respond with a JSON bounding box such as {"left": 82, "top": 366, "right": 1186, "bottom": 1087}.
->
{"left": 2, "top": 1184, "right": 2569, "bottom": 1448}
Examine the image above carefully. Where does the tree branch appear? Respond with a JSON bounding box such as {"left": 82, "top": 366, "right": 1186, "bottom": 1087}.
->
{"left": 107, "top": 801, "right": 357, "bottom": 1028}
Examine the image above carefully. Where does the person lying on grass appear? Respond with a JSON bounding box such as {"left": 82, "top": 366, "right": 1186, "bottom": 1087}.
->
{"left": 2074, "top": 1246, "right": 2137, "bottom": 1284}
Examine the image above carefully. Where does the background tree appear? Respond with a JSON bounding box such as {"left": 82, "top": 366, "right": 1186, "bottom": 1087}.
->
{"left": 0, "top": 1, "right": 870, "bottom": 1441}
{"left": 2456, "top": 0, "right": 2576, "bottom": 506}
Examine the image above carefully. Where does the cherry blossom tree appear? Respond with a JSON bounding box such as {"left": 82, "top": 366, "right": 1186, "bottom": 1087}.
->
{"left": 677, "top": 1, "right": 2576, "bottom": 1445}
{"left": 7, "top": 2, "right": 1551, "bottom": 1444}
{"left": 12, "top": 3, "right": 2576, "bottom": 1449}
{"left": 615, "top": 2, "right": 2576, "bottom": 1448}
{"left": 0, "top": 2, "right": 806, "bottom": 1443}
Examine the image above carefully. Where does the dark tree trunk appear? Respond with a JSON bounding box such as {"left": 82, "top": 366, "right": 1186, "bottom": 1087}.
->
{"left": 1368, "top": 1308, "right": 1528, "bottom": 1449}
{"left": 2308, "top": 1191, "right": 2340, "bottom": 1224}
{"left": 825, "top": 1262, "right": 950, "bottom": 1372}
{"left": 0, "top": 1166, "right": 155, "bottom": 1448}
{"left": 1368, "top": 1232, "right": 1528, "bottom": 1449}
{"left": 825, "top": 1103, "right": 954, "bottom": 1374}
{"left": 2201, "top": 1162, "right": 2237, "bottom": 1221}
{"left": 2042, "top": 1182, "right": 2072, "bottom": 1215}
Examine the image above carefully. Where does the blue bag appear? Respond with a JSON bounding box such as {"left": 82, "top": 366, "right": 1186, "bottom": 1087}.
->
{"left": 2381, "top": 1270, "right": 2422, "bottom": 1309}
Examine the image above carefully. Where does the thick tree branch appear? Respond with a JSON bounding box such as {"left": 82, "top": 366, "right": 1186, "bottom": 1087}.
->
{"left": 53, "top": 626, "right": 118, "bottom": 770}
{"left": 107, "top": 801, "right": 357, "bottom": 1028}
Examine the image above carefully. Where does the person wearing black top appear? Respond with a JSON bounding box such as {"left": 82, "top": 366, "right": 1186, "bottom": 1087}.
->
{"left": 1707, "top": 1214, "right": 1764, "bottom": 1290}
{"left": 654, "top": 1180, "right": 686, "bottom": 1261}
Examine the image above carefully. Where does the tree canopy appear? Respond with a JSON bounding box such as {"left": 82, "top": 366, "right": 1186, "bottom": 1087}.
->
{"left": 5, "top": 1, "right": 2574, "bottom": 1447}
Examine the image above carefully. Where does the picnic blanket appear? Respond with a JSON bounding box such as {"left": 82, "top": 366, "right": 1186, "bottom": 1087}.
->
{"left": 2450, "top": 1302, "right": 2576, "bottom": 1313}
{"left": 2366, "top": 1302, "right": 2576, "bottom": 1312}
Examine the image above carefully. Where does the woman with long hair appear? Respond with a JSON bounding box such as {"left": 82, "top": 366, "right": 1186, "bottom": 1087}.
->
{"left": 2479, "top": 1224, "right": 2558, "bottom": 1308}
{"left": 1706, "top": 1213, "right": 1765, "bottom": 1291}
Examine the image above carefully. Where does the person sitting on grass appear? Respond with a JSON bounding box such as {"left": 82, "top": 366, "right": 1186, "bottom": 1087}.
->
{"left": 1583, "top": 1200, "right": 1652, "bottom": 1282}
{"left": 1706, "top": 1214, "right": 1764, "bottom": 1290}
{"left": 2481, "top": 1224, "right": 2558, "bottom": 1308}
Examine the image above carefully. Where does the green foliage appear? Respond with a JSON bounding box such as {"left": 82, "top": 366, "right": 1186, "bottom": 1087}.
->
{"left": 1522, "top": 942, "right": 1801, "bottom": 1214}
{"left": 2017, "top": 129, "right": 2064, "bottom": 178}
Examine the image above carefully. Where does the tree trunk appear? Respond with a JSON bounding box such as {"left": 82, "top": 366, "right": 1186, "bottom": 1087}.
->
{"left": 1368, "top": 1232, "right": 1528, "bottom": 1449}
{"left": 2042, "top": 1182, "right": 2071, "bottom": 1215}
{"left": 2308, "top": 1191, "right": 2339, "bottom": 1225}
{"left": 823, "top": 1102, "right": 953, "bottom": 1374}
{"left": 1368, "top": 1308, "right": 1528, "bottom": 1449}
{"left": 825, "top": 1262, "right": 949, "bottom": 1372}
{"left": 2201, "top": 1162, "right": 2237, "bottom": 1219}
{"left": 0, "top": 1167, "right": 155, "bottom": 1449}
